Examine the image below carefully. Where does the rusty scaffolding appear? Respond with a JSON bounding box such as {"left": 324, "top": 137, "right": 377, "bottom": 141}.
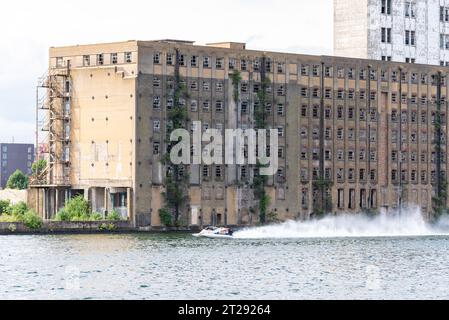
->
{"left": 33, "top": 65, "right": 72, "bottom": 187}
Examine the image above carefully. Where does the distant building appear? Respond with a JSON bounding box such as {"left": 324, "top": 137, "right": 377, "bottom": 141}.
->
{"left": 334, "top": 0, "right": 449, "bottom": 66}
{"left": 0, "top": 143, "right": 34, "bottom": 189}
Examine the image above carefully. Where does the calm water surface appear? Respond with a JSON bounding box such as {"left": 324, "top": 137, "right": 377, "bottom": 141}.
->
{"left": 1, "top": 233, "right": 449, "bottom": 300}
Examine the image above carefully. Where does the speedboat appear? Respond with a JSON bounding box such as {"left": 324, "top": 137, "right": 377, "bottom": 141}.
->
{"left": 193, "top": 226, "right": 234, "bottom": 239}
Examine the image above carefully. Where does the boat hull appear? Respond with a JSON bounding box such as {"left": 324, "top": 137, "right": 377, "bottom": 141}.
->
{"left": 192, "top": 233, "right": 234, "bottom": 240}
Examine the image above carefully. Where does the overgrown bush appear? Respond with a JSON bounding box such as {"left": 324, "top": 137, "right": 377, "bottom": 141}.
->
{"left": 0, "top": 200, "right": 42, "bottom": 229}
{"left": 159, "top": 208, "right": 172, "bottom": 227}
{"left": 55, "top": 196, "right": 90, "bottom": 221}
{"left": 9, "top": 202, "right": 28, "bottom": 216}
{"left": 0, "top": 200, "right": 11, "bottom": 214}
{"left": 22, "top": 211, "right": 43, "bottom": 229}
{"left": 107, "top": 210, "right": 121, "bottom": 221}
{"left": 6, "top": 170, "right": 29, "bottom": 190}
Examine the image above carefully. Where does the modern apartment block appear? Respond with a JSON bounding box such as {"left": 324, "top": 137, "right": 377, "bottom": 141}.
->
{"left": 334, "top": 0, "right": 449, "bottom": 66}
{"left": 0, "top": 143, "right": 34, "bottom": 189}
{"left": 29, "top": 39, "right": 449, "bottom": 227}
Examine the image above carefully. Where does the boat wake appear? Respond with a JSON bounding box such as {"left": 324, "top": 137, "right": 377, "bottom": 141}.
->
{"left": 233, "top": 208, "right": 449, "bottom": 239}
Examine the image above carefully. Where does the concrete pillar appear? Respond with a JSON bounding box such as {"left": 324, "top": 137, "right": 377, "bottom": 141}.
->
{"left": 127, "top": 187, "right": 132, "bottom": 222}
{"left": 104, "top": 188, "right": 109, "bottom": 216}
{"left": 55, "top": 189, "right": 59, "bottom": 216}
{"left": 91, "top": 187, "right": 97, "bottom": 213}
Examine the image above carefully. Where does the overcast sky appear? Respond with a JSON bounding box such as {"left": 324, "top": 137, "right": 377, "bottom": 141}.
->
{"left": 0, "top": 0, "right": 333, "bottom": 144}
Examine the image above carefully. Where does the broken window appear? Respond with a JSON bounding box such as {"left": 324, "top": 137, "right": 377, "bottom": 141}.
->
{"left": 300, "top": 105, "right": 307, "bottom": 117}
{"left": 203, "top": 56, "right": 210, "bottom": 68}
{"left": 202, "top": 100, "right": 210, "bottom": 112}
{"left": 111, "top": 53, "right": 118, "bottom": 64}
{"left": 83, "top": 55, "right": 90, "bottom": 67}
{"left": 125, "top": 52, "right": 132, "bottom": 63}
{"left": 178, "top": 54, "right": 186, "bottom": 66}
{"left": 154, "top": 52, "right": 161, "bottom": 64}
{"left": 301, "top": 65, "right": 309, "bottom": 76}
{"left": 153, "top": 120, "right": 161, "bottom": 132}
{"left": 97, "top": 54, "right": 104, "bottom": 65}
{"left": 166, "top": 53, "right": 173, "bottom": 65}
{"left": 167, "top": 98, "right": 174, "bottom": 109}
{"left": 216, "top": 58, "right": 224, "bottom": 69}
{"left": 153, "top": 96, "right": 161, "bottom": 108}
{"left": 215, "top": 100, "right": 223, "bottom": 112}
{"left": 301, "top": 87, "right": 308, "bottom": 97}
{"left": 190, "top": 100, "right": 198, "bottom": 112}
{"left": 241, "top": 101, "right": 248, "bottom": 114}
{"left": 229, "top": 58, "right": 236, "bottom": 70}
{"left": 215, "top": 166, "right": 222, "bottom": 178}
{"left": 202, "top": 166, "right": 210, "bottom": 178}
{"left": 56, "top": 57, "right": 63, "bottom": 67}
{"left": 253, "top": 59, "right": 260, "bottom": 71}
{"left": 153, "top": 142, "right": 160, "bottom": 155}
{"left": 277, "top": 63, "right": 284, "bottom": 73}
{"left": 191, "top": 55, "right": 198, "bottom": 67}
{"left": 277, "top": 104, "right": 285, "bottom": 116}
{"left": 241, "top": 59, "right": 247, "bottom": 71}
{"left": 277, "top": 85, "right": 285, "bottom": 96}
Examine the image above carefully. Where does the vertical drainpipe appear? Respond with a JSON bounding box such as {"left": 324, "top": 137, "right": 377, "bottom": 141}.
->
{"left": 367, "top": 64, "right": 372, "bottom": 209}
{"left": 398, "top": 66, "right": 403, "bottom": 213}
{"left": 132, "top": 46, "right": 138, "bottom": 228}
{"left": 436, "top": 70, "right": 442, "bottom": 215}
{"left": 319, "top": 61, "right": 325, "bottom": 213}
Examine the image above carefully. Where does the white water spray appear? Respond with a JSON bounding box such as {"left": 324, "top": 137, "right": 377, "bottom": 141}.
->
{"left": 234, "top": 207, "right": 449, "bottom": 239}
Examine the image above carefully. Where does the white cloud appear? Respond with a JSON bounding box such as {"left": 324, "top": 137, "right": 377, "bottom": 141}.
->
{"left": 0, "top": 0, "right": 333, "bottom": 143}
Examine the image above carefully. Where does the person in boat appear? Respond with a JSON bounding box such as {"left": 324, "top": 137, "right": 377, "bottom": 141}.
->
{"left": 220, "top": 228, "right": 233, "bottom": 236}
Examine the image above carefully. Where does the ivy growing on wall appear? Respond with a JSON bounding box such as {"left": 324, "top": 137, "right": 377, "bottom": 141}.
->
{"left": 252, "top": 56, "right": 271, "bottom": 224}
{"left": 161, "top": 48, "right": 190, "bottom": 226}
{"left": 432, "top": 72, "right": 448, "bottom": 217}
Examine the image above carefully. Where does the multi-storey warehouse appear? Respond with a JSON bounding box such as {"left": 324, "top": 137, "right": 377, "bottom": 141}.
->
{"left": 29, "top": 39, "right": 448, "bottom": 227}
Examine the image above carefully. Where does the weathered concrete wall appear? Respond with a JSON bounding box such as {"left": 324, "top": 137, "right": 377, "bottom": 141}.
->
{"left": 0, "top": 220, "right": 133, "bottom": 234}
{"left": 334, "top": 0, "right": 369, "bottom": 59}
{"left": 0, "top": 189, "right": 27, "bottom": 204}
{"left": 335, "top": 0, "right": 446, "bottom": 65}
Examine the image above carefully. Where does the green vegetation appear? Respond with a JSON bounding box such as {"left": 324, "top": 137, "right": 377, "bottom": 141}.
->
{"left": 158, "top": 208, "right": 173, "bottom": 227}
{"left": 31, "top": 159, "right": 47, "bottom": 184}
{"left": 99, "top": 223, "right": 117, "bottom": 231}
{"left": 0, "top": 201, "right": 42, "bottom": 229}
{"left": 55, "top": 196, "right": 126, "bottom": 222}
{"left": 231, "top": 70, "right": 242, "bottom": 104}
{"left": 6, "top": 170, "right": 28, "bottom": 190}
{"left": 161, "top": 48, "right": 190, "bottom": 226}
{"left": 106, "top": 210, "right": 122, "bottom": 221}
{"left": 55, "top": 196, "right": 101, "bottom": 222}
{"left": 251, "top": 57, "right": 271, "bottom": 224}
{"left": 0, "top": 200, "right": 11, "bottom": 214}
{"left": 312, "top": 178, "right": 334, "bottom": 217}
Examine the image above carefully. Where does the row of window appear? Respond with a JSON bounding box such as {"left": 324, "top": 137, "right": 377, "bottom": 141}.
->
{"left": 381, "top": 0, "right": 416, "bottom": 18}
{"left": 300, "top": 167, "right": 442, "bottom": 185}
{"left": 151, "top": 52, "right": 444, "bottom": 82}
{"left": 152, "top": 96, "right": 448, "bottom": 125}
{"left": 56, "top": 52, "right": 133, "bottom": 68}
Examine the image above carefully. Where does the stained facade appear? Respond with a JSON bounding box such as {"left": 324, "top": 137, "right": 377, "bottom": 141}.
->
{"left": 29, "top": 40, "right": 449, "bottom": 227}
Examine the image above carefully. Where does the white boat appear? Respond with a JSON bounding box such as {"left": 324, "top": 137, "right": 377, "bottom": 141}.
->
{"left": 193, "top": 226, "right": 234, "bottom": 239}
